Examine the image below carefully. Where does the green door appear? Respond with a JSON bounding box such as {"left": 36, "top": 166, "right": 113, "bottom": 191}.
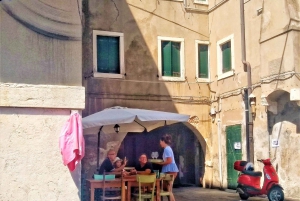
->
{"left": 226, "top": 125, "right": 242, "bottom": 189}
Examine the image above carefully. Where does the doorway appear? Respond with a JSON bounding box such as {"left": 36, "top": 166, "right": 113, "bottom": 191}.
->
{"left": 118, "top": 122, "right": 205, "bottom": 187}
{"left": 226, "top": 124, "right": 242, "bottom": 189}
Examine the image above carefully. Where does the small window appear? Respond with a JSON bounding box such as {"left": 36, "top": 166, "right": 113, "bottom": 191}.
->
{"left": 93, "top": 30, "right": 124, "bottom": 79}
{"left": 222, "top": 41, "right": 231, "bottom": 73}
{"left": 217, "top": 34, "right": 235, "bottom": 80}
{"left": 158, "top": 36, "right": 185, "bottom": 81}
{"left": 195, "top": 40, "right": 209, "bottom": 82}
{"left": 194, "top": 0, "right": 208, "bottom": 5}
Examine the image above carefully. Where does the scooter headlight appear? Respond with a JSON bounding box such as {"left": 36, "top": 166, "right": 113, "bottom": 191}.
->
{"left": 266, "top": 173, "right": 271, "bottom": 180}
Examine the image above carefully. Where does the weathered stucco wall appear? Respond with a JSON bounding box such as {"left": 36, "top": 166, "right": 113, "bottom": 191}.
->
{"left": 0, "top": 0, "right": 85, "bottom": 200}
{"left": 0, "top": 108, "right": 81, "bottom": 200}
{"left": 0, "top": 84, "right": 85, "bottom": 201}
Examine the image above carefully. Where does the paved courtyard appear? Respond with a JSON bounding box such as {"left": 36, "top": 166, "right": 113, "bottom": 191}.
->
{"left": 172, "top": 187, "right": 299, "bottom": 201}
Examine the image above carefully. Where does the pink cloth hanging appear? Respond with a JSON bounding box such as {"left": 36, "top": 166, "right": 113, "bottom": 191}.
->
{"left": 59, "top": 112, "right": 85, "bottom": 171}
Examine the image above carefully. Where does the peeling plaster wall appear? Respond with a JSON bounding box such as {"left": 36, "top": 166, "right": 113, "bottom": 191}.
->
{"left": 265, "top": 93, "right": 300, "bottom": 198}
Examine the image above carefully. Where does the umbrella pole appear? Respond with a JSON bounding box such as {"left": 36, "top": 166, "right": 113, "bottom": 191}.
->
{"left": 96, "top": 126, "right": 103, "bottom": 173}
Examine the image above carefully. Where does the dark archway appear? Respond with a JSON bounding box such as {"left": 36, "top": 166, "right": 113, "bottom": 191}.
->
{"left": 267, "top": 90, "right": 300, "bottom": 134}
{"left": 117, "top": 122, "right": 205, "bottom": 187}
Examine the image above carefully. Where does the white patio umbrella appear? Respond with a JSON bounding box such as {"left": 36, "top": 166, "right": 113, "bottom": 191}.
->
{"left": 82, "top": 106, "right": 190, "bottom": 168}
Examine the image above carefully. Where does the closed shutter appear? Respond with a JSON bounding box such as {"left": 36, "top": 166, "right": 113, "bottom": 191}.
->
{"left": 198, "top": 44, "right": 208, "bottom": 78}
{"left": 162, "top": 41, "right": 172, "bottom": 76}
{"left": 222, "top": 41, "right": 231, "bottom": 73}
{"left": 97, "top": 36, "right": 120, "bottom": 74}
{"left": 171, "top": 42, "right": 181, "bottom": 77}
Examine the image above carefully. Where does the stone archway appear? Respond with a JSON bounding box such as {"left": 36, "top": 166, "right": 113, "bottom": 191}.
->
{"left": 266, "top": 89, "right": 300, "bottom": 197}
{"left": 117, "top": 122, "right": 207, "bottom": 187}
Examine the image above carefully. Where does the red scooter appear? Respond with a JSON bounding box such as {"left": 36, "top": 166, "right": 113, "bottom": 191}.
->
{"left": 234, "top": 159, "right": 284, "bottom": 201}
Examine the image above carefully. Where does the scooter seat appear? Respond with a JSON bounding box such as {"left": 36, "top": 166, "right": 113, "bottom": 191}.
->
{"left": 242, "top": 170, "right": 262, "bottom": 177}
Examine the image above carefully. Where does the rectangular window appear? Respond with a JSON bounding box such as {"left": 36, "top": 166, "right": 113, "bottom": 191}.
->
{"left": 217, "top": 34, "right": 235, "bottom": 80}
{"left": 158, "top": 36, "right": 185, "bottom": 81}
{"left": 222, "top": 41, "right": 231, "bottom": 73}
{"left": 96, "top": 36, "right": 120, "bottom": 74}
{"left": 162, "top": 41, "right": 181, "bottom": 77}
{"left": 195, "top": 40, "right": 209, "bottom": 82}
{"left": 93, "top": 30, "right": 124, "bottom": 78}
{"left": 199, "top": 44, "right": 208, "bottom": 78}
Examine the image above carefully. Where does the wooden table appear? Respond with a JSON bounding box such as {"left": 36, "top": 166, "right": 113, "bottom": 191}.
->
{"left": 86, "top": 176, "right": 161, "bottom": 201}
{"left": 86, "top": 179, "right": 122, "bottom": 201}
{"left": 122, "top": 175, "right": 161, "bottom": 201}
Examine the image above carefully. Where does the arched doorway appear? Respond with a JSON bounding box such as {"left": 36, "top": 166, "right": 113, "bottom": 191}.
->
{"left": 266, "top": 89, "right": 300, "bottom": 197}
{"left": 117, "top": 122, "right": 205, "bottom": 187}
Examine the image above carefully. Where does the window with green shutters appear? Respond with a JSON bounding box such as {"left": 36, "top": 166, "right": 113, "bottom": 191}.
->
{"left": 217, "top": 34, "right": 235, "bottom": 80}
{"left": 162, "top": 41, "right": 181, "bottom": 77}
{"left": 97, "top": 36, "right": 120, "bottom": 74}
{"left": 93, "top": 30, "right": 124, "bottom": 79}
{"left": 222, "top": 41, "right": 231, "bottom": 73}
{"left": 198, "top": 44, "right": 209, "bottom": 79}
{"left": 158, "top": 36, "right": 185, "bottom": 81}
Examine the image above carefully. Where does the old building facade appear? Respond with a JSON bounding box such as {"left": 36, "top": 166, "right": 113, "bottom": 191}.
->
{"left": 0, "top": 0, "right": 299, "bottom": 200}
{"left": 208, "top": 0, "right": 300, "bottom": 198}
{"left": 82, "top": 0, "right": 299, "bottom": 199}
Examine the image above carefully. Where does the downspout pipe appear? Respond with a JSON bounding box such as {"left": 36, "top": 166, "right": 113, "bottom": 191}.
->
{"left": 240, "top": 0, "right": 254, "bottom": 163}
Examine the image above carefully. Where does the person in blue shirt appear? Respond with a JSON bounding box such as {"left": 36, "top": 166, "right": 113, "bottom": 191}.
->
{"left": 156, "top": 134, "right": 178, "bottom": 201}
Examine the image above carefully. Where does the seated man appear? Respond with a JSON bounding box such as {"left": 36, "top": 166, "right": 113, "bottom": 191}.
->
{"left": 98, "top": 149, "right": 127, "bottom": 174}
{"left": 130, "top": 153, "right": 154, "bottom": 175}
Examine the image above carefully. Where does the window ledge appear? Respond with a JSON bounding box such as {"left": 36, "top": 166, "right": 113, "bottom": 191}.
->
{"left": 159, "top": 76, "right": 186, "bottom": 82}
{"left": 196, "top": 78, "right": 210, "bottom": 82}
{"left": 93, "top": 73, "right": 124, "bottom": 79}
{"left": 217, "top": 71, "right": 234, "bottom": 80}
{"left": 194, "top": 0, "right": 208, "bottom": 5}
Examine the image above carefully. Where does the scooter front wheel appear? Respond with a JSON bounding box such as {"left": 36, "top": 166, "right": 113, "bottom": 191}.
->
{"left": 267, "top": 186, "right": 284, "bottom": 201}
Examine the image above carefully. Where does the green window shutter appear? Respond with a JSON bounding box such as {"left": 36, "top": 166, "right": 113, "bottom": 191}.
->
{"left": 222, "top": 41, "right": 231, "bottom": 73}
{"left": 198, "top": 44, "right": 208, "bottom": 78}
{"left": 171, "top": 42, "right": 181, "bottom": 77}
{"left": 162, "top": 41, "right": 172, "bottom": 76}
{"left": 97, "top": 36, "right": 120, "bottom": 74}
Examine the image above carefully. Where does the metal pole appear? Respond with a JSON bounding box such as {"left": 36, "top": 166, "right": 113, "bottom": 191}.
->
{"left": 96, "top": 126, "right": 103, "bottom": 173}
{"left": 240, "top": 0, "right": 254, "bottom": 163}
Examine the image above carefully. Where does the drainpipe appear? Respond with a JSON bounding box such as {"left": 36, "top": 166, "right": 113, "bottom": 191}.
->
{"left": 240, "top": 0, "right": 254, "bottom": 163}
{"left": 217, "top": 118, "right": 223, "bottom": 188}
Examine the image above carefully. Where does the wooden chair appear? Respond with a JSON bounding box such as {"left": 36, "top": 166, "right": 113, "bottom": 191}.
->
{"left": 101, "top": 171, "right": 122, "bottom": 201}
{"left": 159, "top": 173, "right": 174, "bottom": 201}
{"left": 132, "top": 174, "right": 156, "bottom": 201}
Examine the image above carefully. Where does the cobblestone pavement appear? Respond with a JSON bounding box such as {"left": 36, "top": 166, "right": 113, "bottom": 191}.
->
{"left": 172, "top": 187, "right": 299, "bottom": 201}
